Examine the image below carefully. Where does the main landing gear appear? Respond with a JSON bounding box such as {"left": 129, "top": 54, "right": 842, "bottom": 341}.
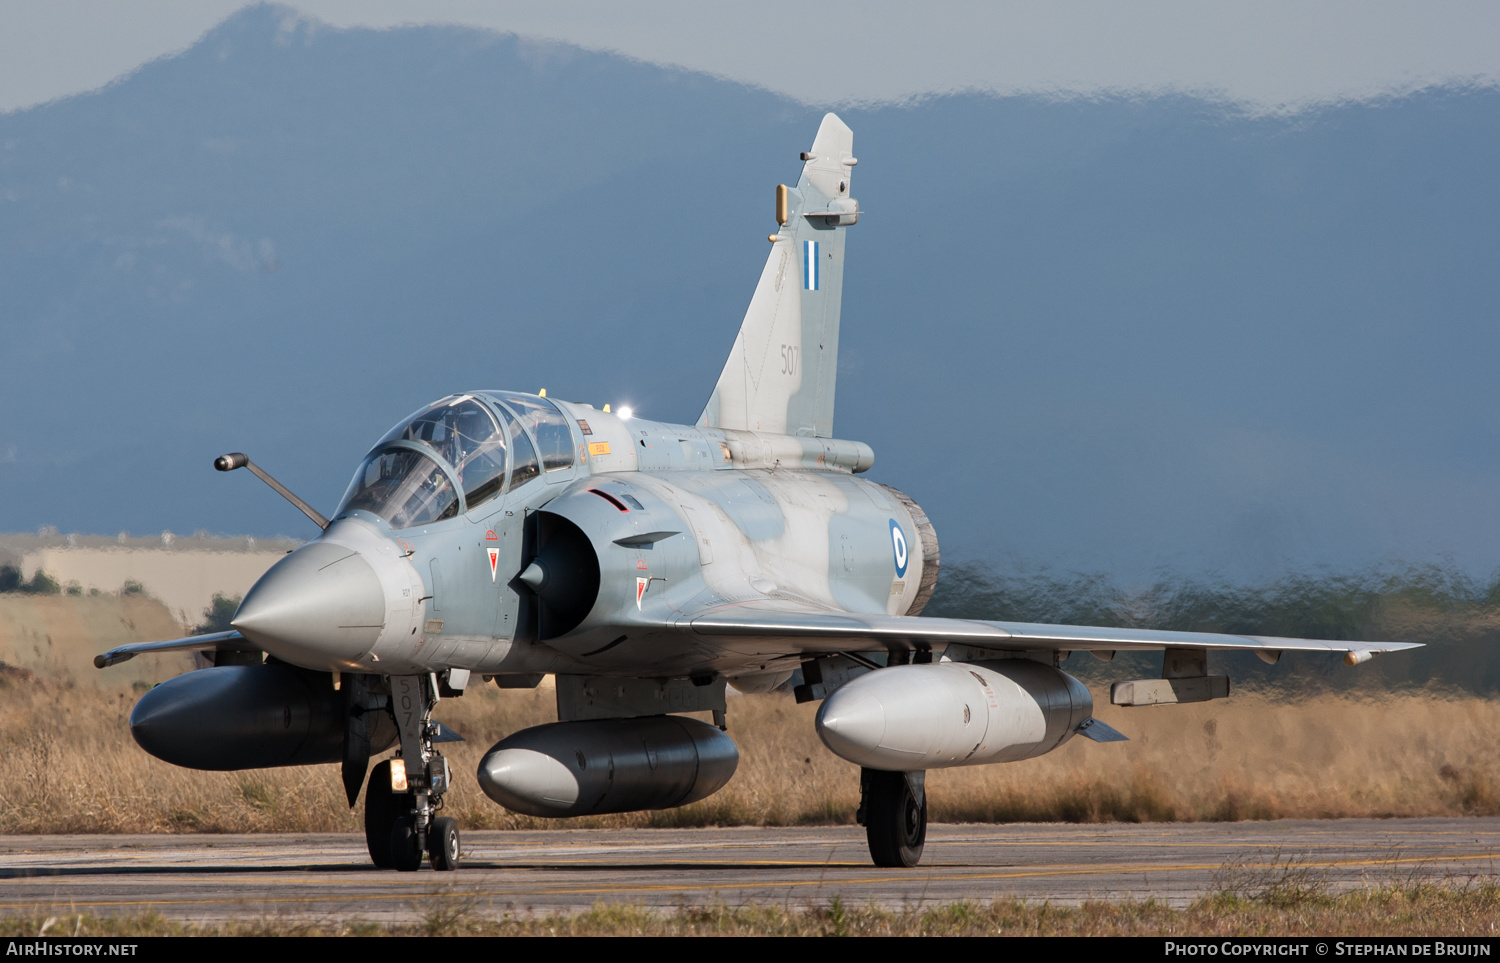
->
{"left": 858, "top": 768, "right": 927, "bottom": 868}
{"left": 364, "top": 674, "right": 460, "bottom": 871}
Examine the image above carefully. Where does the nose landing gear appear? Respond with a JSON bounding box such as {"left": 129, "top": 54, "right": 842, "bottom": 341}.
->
{"left": 363, "top": 674, "right": 460, "bottom": 871}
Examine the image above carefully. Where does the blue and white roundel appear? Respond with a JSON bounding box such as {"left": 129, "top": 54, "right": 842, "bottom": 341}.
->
{"left": 889, "top": 519, "right": 909, "bottom": 578}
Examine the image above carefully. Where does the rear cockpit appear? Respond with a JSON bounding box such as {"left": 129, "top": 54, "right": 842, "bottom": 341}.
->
{"left": 335, "top": 391, "right": 578, "bottom": 529}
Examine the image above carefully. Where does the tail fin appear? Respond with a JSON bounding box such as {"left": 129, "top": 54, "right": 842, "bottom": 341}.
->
{"left": 699, "top": 113, "right": 859, "bottom": 438}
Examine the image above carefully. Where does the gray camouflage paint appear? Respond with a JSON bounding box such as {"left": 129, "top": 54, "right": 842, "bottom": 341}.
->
{"left": 317, "top": 393, "right": 932, "bottom": 685}
{"left": 101, "top": 112, "right": 1417, "bottom": 697}
{"left": 264, "top": 115, "right": 929, "bottom": 684}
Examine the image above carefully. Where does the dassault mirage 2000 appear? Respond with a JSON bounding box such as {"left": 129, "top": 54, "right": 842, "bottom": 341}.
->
{"left": 97, "top": 114, "right": 1419, "bottom": 871}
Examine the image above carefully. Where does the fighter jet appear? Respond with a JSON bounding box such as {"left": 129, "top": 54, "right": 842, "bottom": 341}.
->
{"left": 97, "top": 114, "right": 1419, "bottom": 872}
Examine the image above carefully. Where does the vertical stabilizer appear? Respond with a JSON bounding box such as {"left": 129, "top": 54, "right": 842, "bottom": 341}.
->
{"left": 699, "top": 114, "right": 859, "bottom": 438}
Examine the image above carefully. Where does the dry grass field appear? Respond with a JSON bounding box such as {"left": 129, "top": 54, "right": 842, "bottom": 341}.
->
{"left": 5, "top": 884, "right": 1500, "bottom": 937}
{"left": 2, "top": 666, "right": 1495, "bottom": 834}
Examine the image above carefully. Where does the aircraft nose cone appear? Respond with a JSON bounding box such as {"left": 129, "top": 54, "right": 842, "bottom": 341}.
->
{"left": 232, "top": 541, "right": 385, "bottom": 664}
{"left": 815, "top": 687, "right": 888, "bottom": 763}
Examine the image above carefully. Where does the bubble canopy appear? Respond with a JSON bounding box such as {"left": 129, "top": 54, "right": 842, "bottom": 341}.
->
{"left": 337, "top": 393, "right": 547, "bottom": 529}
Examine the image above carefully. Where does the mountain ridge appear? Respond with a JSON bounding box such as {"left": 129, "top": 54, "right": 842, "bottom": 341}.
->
{"left": 2, "top": 5, "right": 1497, "bottom": 583}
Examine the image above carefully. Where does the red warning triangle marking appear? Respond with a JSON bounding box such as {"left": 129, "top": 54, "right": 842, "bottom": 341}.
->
{"left": 487, "top": 548, "right": 499, "bottom": 582}
{"left": 636, "top": 576, "right": 649, "bottom": 610}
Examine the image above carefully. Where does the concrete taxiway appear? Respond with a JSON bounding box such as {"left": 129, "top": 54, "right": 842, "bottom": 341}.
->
{"left": 3, "top": 820, "right": 1499, "bottom": 923}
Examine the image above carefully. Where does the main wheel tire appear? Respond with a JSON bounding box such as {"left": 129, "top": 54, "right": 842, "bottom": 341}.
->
{"left": 864, "top": 769, "right": 927, "bottom": 868}
{"left": 364, "top": 760, "right": 413, "bottom": 869}
{"left": 428, "top": 816, "right": 460, "bottom": 872}
{"left": 390, "top": 815, "right": 423, "bottom": 872}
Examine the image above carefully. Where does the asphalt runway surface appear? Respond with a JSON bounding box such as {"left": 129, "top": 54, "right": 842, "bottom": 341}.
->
{"left": 4, "top": 819, "right": 1499, "bottom": 923}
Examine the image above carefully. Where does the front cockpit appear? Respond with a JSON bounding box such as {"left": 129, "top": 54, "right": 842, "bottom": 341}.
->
{"left": 335, "top": 392, "right": 578, "bottom": 529}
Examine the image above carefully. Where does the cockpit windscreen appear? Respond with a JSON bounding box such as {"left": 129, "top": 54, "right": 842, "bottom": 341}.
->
{"left": 340, "top": 448, "right": 459, "bottom": 528}
{"left": 339, "top": 396, "right": 512, "bottom": 527}
{"left": 378, "top": 396, "right": 509, "bottom": 511}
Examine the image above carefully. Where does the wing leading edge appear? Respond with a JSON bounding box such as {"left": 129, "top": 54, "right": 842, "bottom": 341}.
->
{"left": 679, "top": 600, "right": 1421, "bottom": 661}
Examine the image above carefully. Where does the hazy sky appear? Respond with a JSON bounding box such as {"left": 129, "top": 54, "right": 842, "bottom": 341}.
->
{"left": 3, "top": 3, "right": 1497, "bottom": 580}
{"left": 4, "top": 1, "right": 1498, "bottom": 114}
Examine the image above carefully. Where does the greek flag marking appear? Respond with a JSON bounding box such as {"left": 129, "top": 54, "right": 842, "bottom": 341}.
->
{"left": 803, "top": 240, "right": 819, "bottom": 291}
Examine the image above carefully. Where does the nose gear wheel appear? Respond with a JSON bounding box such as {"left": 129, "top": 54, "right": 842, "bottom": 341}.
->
{"left": 428, "top": 816, "right": 461, "bottom": 871}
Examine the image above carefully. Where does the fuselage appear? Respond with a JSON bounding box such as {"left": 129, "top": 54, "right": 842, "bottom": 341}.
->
{"left": 231, "top": 390, "right": 938, "bottom": 683}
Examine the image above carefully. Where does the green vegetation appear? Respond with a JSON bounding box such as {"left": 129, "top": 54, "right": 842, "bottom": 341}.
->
{"left": 194, "top": 592, "right": 241, "bottom": 634}
{"left": 0, "top": 565, "right": 60, "bottom": 594}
